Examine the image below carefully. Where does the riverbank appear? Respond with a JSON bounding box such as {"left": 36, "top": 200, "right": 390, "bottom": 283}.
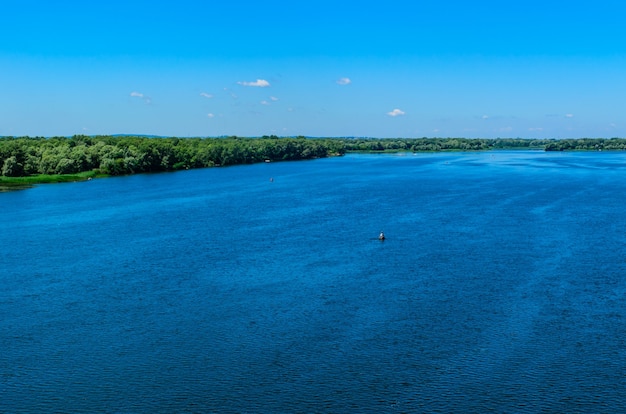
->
{"left": 0, "top": 170, "right": 103, "bottom": 191}
{"left": 3, "top": 136, "right": 626, "bottom": 190}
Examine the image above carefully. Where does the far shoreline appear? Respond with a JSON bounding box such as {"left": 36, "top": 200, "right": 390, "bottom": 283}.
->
{"left": 0, "top": 147, "right": 620, "bottom": 192}
{"left": 2, "top": 136, "right": 626, "bottom": 190}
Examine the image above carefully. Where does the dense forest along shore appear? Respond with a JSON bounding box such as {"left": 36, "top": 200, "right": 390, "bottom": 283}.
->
{"left": 1, "top": 135, "right": 624, "bottom": 188}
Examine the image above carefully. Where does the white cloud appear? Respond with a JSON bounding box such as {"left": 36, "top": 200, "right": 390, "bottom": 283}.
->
{"left": 565, "top": 113, "right": 574, "bottom": 118}
{"left": 207, "top": 113, "right": 215, "bottom": 118}
{"left": 200, "top": 92, "right": 213, "bottom": 98}
{"left": 482, "top": 115, "right": 489, "bottom": 119}
{"left": 336, "top": 77, "right": 351, "bottom": 85}
{"left": 237, "top": 79, "right": 270, "bottom": 87}
{"left": 387, "top": 108, "right": 405, "bottom": 117}
{"left": 130, "top": 91, "right": 151, "bottom": 104}
{"left": 260, "top": 96, "right": 278, "bottom": 105}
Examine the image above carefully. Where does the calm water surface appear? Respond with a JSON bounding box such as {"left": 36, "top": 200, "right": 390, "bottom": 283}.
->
{"left": 2, "top": 151, "right": 626, "bottom": 412}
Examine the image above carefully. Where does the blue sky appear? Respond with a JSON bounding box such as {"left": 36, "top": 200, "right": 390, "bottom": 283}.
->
{"left": 1, "top": 0, "right": 625, "bottom": 138}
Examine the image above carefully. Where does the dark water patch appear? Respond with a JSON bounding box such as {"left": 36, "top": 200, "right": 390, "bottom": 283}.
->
{"left": 0, "top": 183, "right": 32, "bottom": 192}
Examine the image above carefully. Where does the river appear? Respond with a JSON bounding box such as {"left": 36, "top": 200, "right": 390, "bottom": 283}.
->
{"left": 2, "top": 151, "right": 626, "bottom": 412}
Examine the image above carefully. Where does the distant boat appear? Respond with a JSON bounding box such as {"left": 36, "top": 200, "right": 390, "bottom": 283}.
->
{"left": 378, "top": 232, "right": 385, "bottom": 241}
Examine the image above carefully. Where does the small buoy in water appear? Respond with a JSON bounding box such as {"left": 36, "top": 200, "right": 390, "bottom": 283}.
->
{"left": 269, "top": 177, "right": 274, "bottom": 182}
{"left": 378, "top": 231, "right": 385, "bottom": 241}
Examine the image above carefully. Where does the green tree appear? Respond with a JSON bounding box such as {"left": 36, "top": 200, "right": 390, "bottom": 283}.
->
{"left": 2, "top": 156, "right": 23, "bottom": 177}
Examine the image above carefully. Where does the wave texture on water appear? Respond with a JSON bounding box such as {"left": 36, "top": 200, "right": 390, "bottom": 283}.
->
{"left": 2, "top": 152, "right": 626, "bottom": 412}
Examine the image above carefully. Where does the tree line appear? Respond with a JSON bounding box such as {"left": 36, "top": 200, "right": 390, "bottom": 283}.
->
{"left": 338, "top": 137, "right": 626, "bottom": 152}
{"left": 340, "top": 137, "right": 553, "bottom": 152}
{"left": 0, "top": 135, "right": 345, "bottom": 177}
{"left": 2, "top": 135, "right": 626, "bottom": 178}
{"left": 543, "top": 138, "right": 626, "bottom": 151}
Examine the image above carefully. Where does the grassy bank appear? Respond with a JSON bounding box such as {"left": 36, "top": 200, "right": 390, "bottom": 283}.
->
{"left": 0, "top": 170, "right": 104, "bottom": 191}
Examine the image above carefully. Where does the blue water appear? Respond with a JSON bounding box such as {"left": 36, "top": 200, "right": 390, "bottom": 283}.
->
{"left": 2, "top": 151, "right": 626, "bottom": 412}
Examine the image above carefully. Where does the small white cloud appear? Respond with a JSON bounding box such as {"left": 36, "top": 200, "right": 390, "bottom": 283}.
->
{"left": 482, "top": 115, "right": 489, "bottom": 119}
{"left": 130, "top": 91, "right": 151, "bottom": 104}
{"left": 336, "top": 77, "right": 351, "bottom": 85}
{"left": 270, "top": 96, "right": 279, "bottom": 101}
{"left": 200, "top": 92, "right": 213, "bottom": 98}
{"left": 207, "top": 113, "right": 215, "bottom": 118}
{"left": 260, "top": 100, "right": 270, "bottom": 105}
{"left": 565, "top": 113, "right": 574, "bottom": 118}
{"left": 387, "top": 108, "right": 405, "bottom": 117}
{"left": 237, "top": 79, "right": 270, "bottom": 87}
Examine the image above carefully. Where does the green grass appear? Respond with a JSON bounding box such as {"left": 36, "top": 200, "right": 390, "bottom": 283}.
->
{"left": 0, "top": 170, "right": 107, "bottom": 191}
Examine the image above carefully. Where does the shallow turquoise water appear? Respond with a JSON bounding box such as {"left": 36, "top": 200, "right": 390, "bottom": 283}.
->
{"left": 2, "top": 151, "right": 626, "bottom": 412}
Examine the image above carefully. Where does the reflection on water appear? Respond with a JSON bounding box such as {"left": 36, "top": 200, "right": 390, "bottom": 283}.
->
{"left": 0, "top": 183, "right": 32, "bottom": 192}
